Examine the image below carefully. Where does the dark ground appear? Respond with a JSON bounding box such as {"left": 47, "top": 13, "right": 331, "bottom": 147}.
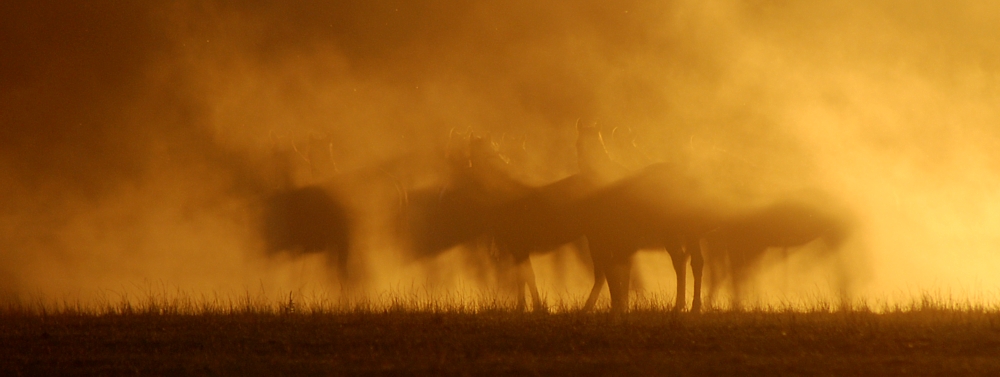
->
{"left": 2, "top": 310, "right": 1000, "bottom": 376}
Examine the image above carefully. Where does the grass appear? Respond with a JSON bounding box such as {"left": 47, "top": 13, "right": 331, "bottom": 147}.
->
{"left": 3, "top": 292, "right": 1000, "bottom": 375}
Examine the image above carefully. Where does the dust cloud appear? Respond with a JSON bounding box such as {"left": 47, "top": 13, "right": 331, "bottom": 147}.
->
{"left": 1, "top": 0, "right": 998, "bottom": 308}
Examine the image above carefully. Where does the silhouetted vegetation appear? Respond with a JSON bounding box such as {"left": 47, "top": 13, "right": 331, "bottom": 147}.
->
{"left": 3, "top": 295, "right": 1000, "bottom": 375}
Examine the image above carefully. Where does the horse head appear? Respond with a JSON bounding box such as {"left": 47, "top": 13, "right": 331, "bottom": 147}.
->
{"left": 468, "top": 132, "right": 511, "bottom": 170}
{"left": 575, "top": 119, "right": 605, "bottom": 157}
{"left": 575, "top": 119, "right": 629, "bottom": 183}
{"left": 306, "top": 132, "right": 338, "bottom": 180}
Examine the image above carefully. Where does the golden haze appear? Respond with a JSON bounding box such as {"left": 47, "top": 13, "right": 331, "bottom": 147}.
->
{"left": 1, "top": 1, "right": 998, "bottom": 308}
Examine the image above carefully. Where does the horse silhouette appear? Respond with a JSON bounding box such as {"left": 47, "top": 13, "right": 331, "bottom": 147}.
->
{"left": 573, "top": 160, "right": 734, "bottom": 313}
{"left": 575, "top": 121, "right": 638, "bottom": 310}
{"left": 256, "top": 133, "right": 359, "bottom": 289}
{"left": 261, "top": 185, "right": 354, "bottom": 286}
{"left": 702, "top": 191, "right": 856, "bottom": 309}
{"left": 397, "top": 185, "right": 503, "bottom": 291}
{"left": 463, "top": 133, "right": 598, "bottom": 311}
{"left": 393, "top": 129, "right": 521, "bottom": 294}
{"left": 574, "top": 121, "right": 713, "bottom": 313}
{"left": 412, "top": 126, "right": 633, "bottom": 311}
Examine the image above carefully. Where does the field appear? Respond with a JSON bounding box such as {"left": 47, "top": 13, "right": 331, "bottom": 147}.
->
{"left": 3, "top": 297, "right": 1000, "bottom": 376}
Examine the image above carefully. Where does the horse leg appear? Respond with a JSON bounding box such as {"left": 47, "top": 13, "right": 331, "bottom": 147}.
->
{"left": 607, "top": 250, "right": 632, "bottom": 314}
{"left": 513, "top": 254, "right": 528, "bottom": 312}
{"left": 518, "top": 254, "right": 546, "bottom": 313}
{"left": 583, "top": 238, "right": 610, "bottom": 312}
{"left": 688, "top": 237, "right": 704, "bottom": 313}
{"left": 515, "top": 280, "right": 527, "bottom": 312}
{"left": 583, "top": 264, "right": 605, "bottom": 312}
{"left": 630, "top": 255, "right": 647, "bottom": 297}
{"left": 667, "top": 244, "right": 689, "bottom": 312}
{"left": 329, "top": 248, "right": 352, "bottom": 293}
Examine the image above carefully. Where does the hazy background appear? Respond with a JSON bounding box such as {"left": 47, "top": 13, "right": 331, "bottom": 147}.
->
{"left": 2, "top": 0, "right": 998, "bottom": 308}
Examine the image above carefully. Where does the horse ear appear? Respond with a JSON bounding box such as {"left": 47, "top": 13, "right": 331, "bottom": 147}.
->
{"left": 468, "top": 131, "right": 479, "bottom": 141}
{"left": 291, "top": 141, "right": 309, "bottom": 163}
{"left": 450, "top": 127, "right": 470, "bottom": 143}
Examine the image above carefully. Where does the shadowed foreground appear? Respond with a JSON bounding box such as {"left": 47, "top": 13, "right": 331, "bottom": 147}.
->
{"left": 3, "top": 310, "right": 1000, "bottom": 375}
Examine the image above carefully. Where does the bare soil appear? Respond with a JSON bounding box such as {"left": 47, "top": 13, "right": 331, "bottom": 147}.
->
{"left": 2, "top": 310, "right": 1000, "bottom": 376}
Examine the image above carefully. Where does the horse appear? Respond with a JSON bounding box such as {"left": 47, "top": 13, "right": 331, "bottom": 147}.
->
{"left": 463, "top": 133, "right": 598, "bottom": 312}
{"left": 574, "top": 121, "right": 713, "bottom": 313}
{"left": 392, "top": 129, "right": 525, "bottom": 295}
{"left": 576, "top": 121, "right": 639, "bottom": 310}
{"left": 256, "top": 131, "right": 379, "bottom": 291}
{"left": 399, "top": 170, "right": 496, "bottom": 282}
{"left": 701, "top": 191, "right": 857, "bottom": 309}
{"left": 573, "top": 159, "right": 735, "bottom": 313}
{"left": 260, "top": 185, "right": 355, "bottom": 287}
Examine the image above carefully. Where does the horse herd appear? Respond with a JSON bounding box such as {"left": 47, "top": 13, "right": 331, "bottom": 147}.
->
{"left": 258, "top": 122, "right": 857, "bottom": 313}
